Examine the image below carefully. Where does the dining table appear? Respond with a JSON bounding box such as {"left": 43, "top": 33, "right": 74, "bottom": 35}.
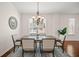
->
{"left": 20, "top": 34, "right": 61, "bottom": 56}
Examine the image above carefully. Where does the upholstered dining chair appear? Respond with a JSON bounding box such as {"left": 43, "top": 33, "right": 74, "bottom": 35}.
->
{"left": 40, "top": 38, "right": 56, "bottom": 57}
{"left": 11, "top": 35, "right": 21, "bottom": 52}
{"left": 21, "top": 38, "right": 36, "bottom": 57}
{"left": 56, "top": 35, "right": 66, "bottom": 52}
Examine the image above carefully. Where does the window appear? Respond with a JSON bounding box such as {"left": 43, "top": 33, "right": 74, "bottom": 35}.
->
{"left": 68, "top": 18, "right": 75, "bottom": 34}
{"left": 29, "top": 18, "right": 37, "bottom": 34}
{"left": 29, "top": 17, "right": 46, "bottom": 34}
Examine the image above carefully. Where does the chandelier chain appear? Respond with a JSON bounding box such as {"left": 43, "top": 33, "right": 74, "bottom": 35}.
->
{"left": 37, "top": 2, "right": 39, "bottom": 16}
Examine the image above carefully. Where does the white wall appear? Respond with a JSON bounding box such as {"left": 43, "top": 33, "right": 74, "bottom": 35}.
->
{"left": 20, "top": 14, "right": 79, "bottom": 41}
{"left": 0, "top": 3, "right": 20, "bottom": 56}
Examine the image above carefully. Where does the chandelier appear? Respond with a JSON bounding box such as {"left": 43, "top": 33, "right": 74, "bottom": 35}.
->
{"left": 32, "top": 2, "right": 45, "bottom": 25}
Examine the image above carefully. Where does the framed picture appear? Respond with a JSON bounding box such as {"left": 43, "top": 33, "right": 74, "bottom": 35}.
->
{"left": 8, "top": 16, "right": 17, "bottom": 30}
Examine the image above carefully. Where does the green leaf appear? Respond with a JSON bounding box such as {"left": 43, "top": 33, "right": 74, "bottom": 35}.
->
{"left": 58, "top": 27, "right": 67, "bottom": 35}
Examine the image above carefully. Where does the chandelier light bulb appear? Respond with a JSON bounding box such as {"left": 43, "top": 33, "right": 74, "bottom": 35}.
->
{"left": 32, "top": 16, "right": 35, "bottom": 19}
{"left": 42, "top": 17, "right": 44, "bottom": 19}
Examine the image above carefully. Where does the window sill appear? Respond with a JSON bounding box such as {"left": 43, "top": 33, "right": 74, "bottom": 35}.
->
{"left": 68, "top": 33, "right": 76, "bottom": 36}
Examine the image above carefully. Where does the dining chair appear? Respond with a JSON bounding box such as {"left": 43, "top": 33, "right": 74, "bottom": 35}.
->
{"left": 11, "top": 35, "right": 21, "bottom": 52}
{"left": 40, "top": 38, "right": 56, "bottom": 57}
{"left": 21, "top": 38, "right": 36, "bottom": 57}
{"left": 56, "top": 35, "right": 66, "bottom": 52}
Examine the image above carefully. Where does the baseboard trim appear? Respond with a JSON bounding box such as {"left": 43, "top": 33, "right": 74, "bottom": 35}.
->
{"left": 1, "top": 47, "right": 14, "bottom": 57}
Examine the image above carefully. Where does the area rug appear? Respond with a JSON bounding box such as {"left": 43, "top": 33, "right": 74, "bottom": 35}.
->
{"left": 8, "top": 47, "right": 70, "bottom": 57}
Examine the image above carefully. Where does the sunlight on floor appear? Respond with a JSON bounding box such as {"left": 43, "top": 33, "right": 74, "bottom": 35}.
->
{"left": 67, "top": 45, "right": 74, "bottom": 57}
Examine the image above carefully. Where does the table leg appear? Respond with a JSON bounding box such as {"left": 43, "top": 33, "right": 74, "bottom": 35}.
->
{"left": 36, "top": 41, "right": 41, "bottom": 57}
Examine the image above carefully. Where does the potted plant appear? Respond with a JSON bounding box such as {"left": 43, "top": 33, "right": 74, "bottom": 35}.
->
{"left": 57, "top": 27, "right": 67, "bottom": 39}
{"left": 58, "top": 27, "right": 67, "bottom": 35}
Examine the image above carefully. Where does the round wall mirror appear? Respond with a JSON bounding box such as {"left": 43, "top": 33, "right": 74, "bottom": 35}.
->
{"left": 8, "top": 16, "right": 17, "bottom": 30}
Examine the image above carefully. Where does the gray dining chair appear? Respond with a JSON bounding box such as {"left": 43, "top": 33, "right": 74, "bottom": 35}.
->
{"left": 40, "top": 38, "right": 56, "bottom": 57}
{"left": 56, "top": 35, "right": 66, "bottom": 52}
{"left": 11, "top": 35, "right": 21, "bottom": 52}
{"left": 21, "top": 38, "right": 36, "bottom": 57}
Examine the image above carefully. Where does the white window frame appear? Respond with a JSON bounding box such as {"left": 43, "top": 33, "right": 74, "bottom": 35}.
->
{"left": 68, "top": 18, "right": 75, "bottom": 34}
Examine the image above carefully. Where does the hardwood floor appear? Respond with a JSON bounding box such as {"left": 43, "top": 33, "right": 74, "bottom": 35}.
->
{"left": 1, "top": 40, "right": 79, "bottom": 57}
{"left": 64, "top": 41, "right": 79, "bottom": 57}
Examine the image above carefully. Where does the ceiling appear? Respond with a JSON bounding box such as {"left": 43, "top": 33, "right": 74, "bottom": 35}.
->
{"left": 12, "top": 2, "right": 79, "bottom": 14}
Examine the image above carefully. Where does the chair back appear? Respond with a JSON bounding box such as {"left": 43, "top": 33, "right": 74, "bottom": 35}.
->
{"left": 59, "top": 35, "right": 66, "bottom": 41}
{"left": 13, "top": 34, "right": 21, "bottom": 40}
{"left": 42, "top": 38, "right": 56, "bottom": 51}
{"left": 62, "top": 35, "right": 66, "bottom": 46}
{"left": 11, "top": 35, "right": 15, "bottom": 47}
{"left": 21, "top": 38, "right": 35, "bottom": 51}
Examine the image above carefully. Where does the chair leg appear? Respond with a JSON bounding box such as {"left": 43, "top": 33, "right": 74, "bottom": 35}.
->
{"left": 17, "top": 45, "right": 20, "bottom": 48}
{"left": 62, "top": 47, "right": 64, "bottom": 53}
{"left": 13, "top": 46, "right": 15, "bottom": 52}
{"left": 41, "top": 52, "right": 42, "bottom": 57}
{"left": 33, "top": 50, "right": 36, "bottom": 57}
{"left": 33, "top": 52, "right": 36, "bottom": 57}
{"left": 41, "top": 53, "right": 43, "bottom": 57}
{"left": 22, "top": 50, "right": 24, "bottom": 57}
{"left": 52, "top": 50, "right": 54, "bottom": 57}
{"left": 40, "top": 51, "right": 43, "bottom": 57}
{"left": 62, "top": 46, "right": 64, "bottom": 53}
